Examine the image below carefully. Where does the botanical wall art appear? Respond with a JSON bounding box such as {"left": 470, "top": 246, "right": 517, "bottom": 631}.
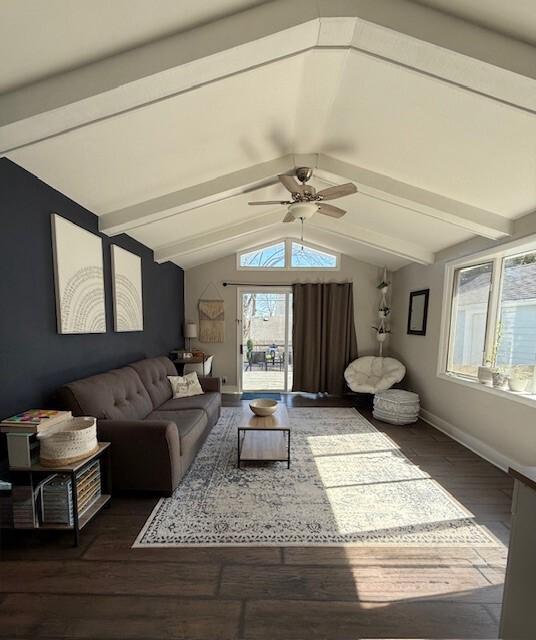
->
{"left": 51, "top": 214, "right": 106, "bottom": 334}
{"left": 111, "top": 245, "right": 143, "bottom": 332}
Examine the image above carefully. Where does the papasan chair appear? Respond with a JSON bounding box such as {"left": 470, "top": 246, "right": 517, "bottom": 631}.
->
{"left": 344, "top": 356, "right": 406, "bottom": 394}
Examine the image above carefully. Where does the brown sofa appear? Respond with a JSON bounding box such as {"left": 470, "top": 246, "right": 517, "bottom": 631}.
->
{"left": 58, "top": 356, "right": 221, "bottom": 495}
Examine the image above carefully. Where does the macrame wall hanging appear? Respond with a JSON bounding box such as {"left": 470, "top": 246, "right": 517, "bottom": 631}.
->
{"left": 198, "top": 282, "right": 224, "bottom": 343}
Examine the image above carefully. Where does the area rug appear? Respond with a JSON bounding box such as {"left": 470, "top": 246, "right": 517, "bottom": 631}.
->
{"left": 134, "top": 407, "right": 498, "bottom": 547}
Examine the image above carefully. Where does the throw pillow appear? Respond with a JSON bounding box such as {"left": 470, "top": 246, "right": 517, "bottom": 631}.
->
{"left": 167, "top": 372, "right": 204, "bottom": 398}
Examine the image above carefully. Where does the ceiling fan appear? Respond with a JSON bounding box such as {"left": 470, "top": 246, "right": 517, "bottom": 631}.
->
{"left": 248, "top": 167, "right": 357, "bottom": 223}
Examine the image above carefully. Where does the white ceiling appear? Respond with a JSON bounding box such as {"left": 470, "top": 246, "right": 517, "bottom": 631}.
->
{"left": 414, "top": 0, "right": 536, "bottom": 46}
{"left": 0, "top": 0, "right": 269, "bottom": 93}
{"left": 1, "top": 0, "right": 535, "bottom": 271}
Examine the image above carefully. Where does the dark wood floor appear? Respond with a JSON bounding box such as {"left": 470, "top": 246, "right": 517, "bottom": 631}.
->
{"left": 0, "top": 395, "right": 512, "bottom": 639}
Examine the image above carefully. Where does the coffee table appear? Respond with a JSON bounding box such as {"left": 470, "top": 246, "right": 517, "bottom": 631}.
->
{"left": 237, "top": 403, "right": 290, "bottom": 468}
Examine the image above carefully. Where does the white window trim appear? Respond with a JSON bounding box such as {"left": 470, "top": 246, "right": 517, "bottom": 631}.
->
{"left": 437, "top": 234, "right": 536, "bottom": 408}
{"left": 237, "top": 238, "right": 340, "bottom": 271}
{"left": 236, "top": 240, "right": 287, "bottom": 271}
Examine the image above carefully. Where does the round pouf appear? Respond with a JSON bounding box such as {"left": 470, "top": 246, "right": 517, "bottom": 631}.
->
{"left": 373, "top": 389, "right": 420, "bottom": 425}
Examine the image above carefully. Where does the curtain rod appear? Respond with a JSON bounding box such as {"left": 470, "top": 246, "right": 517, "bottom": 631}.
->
{"left": 222, "top": 281, "right": 353, "bottom": 287}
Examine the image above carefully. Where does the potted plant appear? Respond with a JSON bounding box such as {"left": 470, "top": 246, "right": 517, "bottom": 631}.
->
{"left": 508, "top": 366, "right": 528, "bottom": 393}
{"left": 478, "top": 322, "right": 502, "bottom": 386}
{"left": 377, "top": 280, "right": 390, "bottom": 295}
{"left": 378, "top": 306, "right": 391, "bottom": 320}
{"left": 372, "top": 326, "right": 391, "bottom": 343}
{"left": 492, "top": 368, "right": 509, "bottom": 390}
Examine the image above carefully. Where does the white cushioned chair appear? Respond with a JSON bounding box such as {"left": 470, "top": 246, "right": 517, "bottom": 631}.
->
{"left": 344, "top": 356, "right": 406, "bottom": 394}
{"left": 183, "top": 355, "right": 214, "bottom": 377}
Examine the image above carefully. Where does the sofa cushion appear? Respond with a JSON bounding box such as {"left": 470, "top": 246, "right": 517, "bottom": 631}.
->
{"left": 129, "top": 356, "right": 176, "bottom": 408}
{"left": 168, "top": 372, "right": 204, "bottom": 398}
{"left": 147, "top": 409, "right": 208, "bottom": 451}
{"left": 159, "top": 392, "right": 220, "bottom": 426}
{"left": 59, "top": 367, "right": 153, "bottom": 421}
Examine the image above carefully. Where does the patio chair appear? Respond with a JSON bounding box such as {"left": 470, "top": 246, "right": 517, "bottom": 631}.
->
{"left": 247, "top": 350, "right": 268, "bottom": 371}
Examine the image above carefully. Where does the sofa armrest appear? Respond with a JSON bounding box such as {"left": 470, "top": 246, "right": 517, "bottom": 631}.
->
{"left": 198, "top": 376, "right": 222, "bottom": 393}
{"left": 97, "top": 419, "right": 181, "bottom": 494}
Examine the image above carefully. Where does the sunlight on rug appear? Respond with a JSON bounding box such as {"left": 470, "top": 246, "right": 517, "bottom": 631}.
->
{"left": 133, "top": 407, "right": 500, "bottom": 547}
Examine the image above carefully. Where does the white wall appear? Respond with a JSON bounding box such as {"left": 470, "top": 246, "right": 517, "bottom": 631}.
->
{"left": 390, "top": 215, "right": 536, "bottom": 468}
{"left": 185, "top": 253, "right": 382, "bottom": 390}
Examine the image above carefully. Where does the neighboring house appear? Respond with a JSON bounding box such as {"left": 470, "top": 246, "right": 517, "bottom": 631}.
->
{"left": 453, "top": 261, "right": 536, "bottom": 368}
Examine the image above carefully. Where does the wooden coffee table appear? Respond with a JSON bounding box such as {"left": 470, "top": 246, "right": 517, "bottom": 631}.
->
{"left": 237, "top": 403, "right": 290, "bottom": 469}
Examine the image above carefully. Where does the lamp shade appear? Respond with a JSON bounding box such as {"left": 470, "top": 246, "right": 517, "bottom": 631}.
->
{"left": 184, "top": 322, "right": 198, "bottom": 339}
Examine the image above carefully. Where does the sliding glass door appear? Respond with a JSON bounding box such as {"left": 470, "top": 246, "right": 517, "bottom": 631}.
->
{"left": 238, "top": 288, "right": 293, "bottom": 392}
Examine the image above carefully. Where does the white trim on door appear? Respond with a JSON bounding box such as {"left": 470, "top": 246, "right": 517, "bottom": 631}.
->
{"left": 237, "top": 286, "right": 292, "bottom": 393}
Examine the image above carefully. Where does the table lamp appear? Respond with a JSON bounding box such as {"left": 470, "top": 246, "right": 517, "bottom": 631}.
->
{"left": 184, "top": 322, "right": 198, "bottom": 352}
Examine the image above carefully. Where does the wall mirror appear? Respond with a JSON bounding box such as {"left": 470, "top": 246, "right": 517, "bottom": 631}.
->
{"left": 407, "top": 289, "right": 430, "bottom": 335}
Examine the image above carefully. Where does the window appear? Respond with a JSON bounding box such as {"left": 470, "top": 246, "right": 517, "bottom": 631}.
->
{"left": 239, "top": 242, "right": 285, "bottom": 268}
{"left": 442, "top": 241, "right": 536, "bottom": 400}
{"left": 496, "top": 252, "right": 536, "bottom": 371}
{"left": 291, "top": 242, "right": 338, "bottom": 268}
{"left": 238, "top": 240, "right": 339, "bottom": 270}
{"left": 448, "top": 262, "right": 493, "bottom": 377}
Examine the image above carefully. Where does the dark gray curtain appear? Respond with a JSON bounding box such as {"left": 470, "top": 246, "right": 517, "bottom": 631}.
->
{"left": 292, "top": 282, "right": 358, "bottom": 395}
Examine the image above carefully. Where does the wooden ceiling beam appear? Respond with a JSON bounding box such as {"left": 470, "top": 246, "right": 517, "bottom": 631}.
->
{"left": 2, "top": 0, "right": 535, "bottom": 153}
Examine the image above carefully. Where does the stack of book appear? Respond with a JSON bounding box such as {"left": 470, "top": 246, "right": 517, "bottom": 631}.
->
{"left": 76, "top": 459, "right": 102, "bottom": 516}
{"left": 0, "top": 409, "right": 72, "bottom": 433}
{"left": 1, "top": 409, "right": 72, "bottom": 469}
{"left": 0, "top": 480, "right": 13, "bottom": 527}
{"left": 41, "top": 460, "right": 102, "bottom": 525}
{"left": 12, "top": 485, "right": 37, "bottom": 528}
{"left": 41, "top": 475, "right": 74, "bottom": 526}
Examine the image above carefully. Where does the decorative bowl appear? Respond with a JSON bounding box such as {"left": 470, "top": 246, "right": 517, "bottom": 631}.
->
{"left": 249, "top": 399, "right": 278, "bottom": 416}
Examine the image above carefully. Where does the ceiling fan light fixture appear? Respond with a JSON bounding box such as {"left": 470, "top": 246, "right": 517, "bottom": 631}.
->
{"left": 288, "top": 201, "right": 318, "bottom": 220}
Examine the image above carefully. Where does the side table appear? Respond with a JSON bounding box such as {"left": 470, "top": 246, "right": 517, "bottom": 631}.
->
{"left": 6, "top": 442, "right": 112, "bottom": 546}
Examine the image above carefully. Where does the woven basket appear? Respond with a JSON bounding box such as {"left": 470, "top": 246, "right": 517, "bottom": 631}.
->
{"left": 37, "top": 417, "right": 98, "bottom": 467}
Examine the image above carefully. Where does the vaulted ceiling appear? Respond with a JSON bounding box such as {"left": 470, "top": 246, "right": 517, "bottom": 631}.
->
{"left": 1, "top": 0, "right": 535, "bottom": 270}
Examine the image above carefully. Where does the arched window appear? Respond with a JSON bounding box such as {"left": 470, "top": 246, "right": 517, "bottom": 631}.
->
{"left": 238, "top": 240, "right": 339, "bottom": 270}
{"left": 239, "top": 242, "right": 286, "bottom": 268}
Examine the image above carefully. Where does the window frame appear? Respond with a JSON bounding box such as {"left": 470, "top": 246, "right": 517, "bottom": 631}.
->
{"left": 438, "top": 234, "right": 536, "bottom": 406}
{"left": 237, "top": 238, "right": 340, "bottom": 272}
{"left": 236, "top": 240, "right": 287, "bottom": 271}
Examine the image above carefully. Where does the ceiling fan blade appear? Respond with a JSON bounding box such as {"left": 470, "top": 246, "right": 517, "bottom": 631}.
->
{"left": 248, "top": 200, "right": 291, "bottom": 205}
{"left": 282, "top": 211, "right": 295, "bottom": 223}
{"left": 317, "top": 203, "right": 346, "bottom": 218}
{"left": 317, "top": 183, "right": 357, "bottom": 200}
{"left": 278, "top": 174, "right": 304, "bottom": 195}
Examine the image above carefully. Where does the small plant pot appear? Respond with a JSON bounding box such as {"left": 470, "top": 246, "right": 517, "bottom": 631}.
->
{"left": 492, "top": 372, "right": 508, "bottom": 390}
{"left": 477, "top": 366, "right": 493, "bottom": 386}
{"left": 376, "top": 333, "right": 388, "bottom": 343}
{"left": 508, "top": 376, "right": 527, "bottom": 393}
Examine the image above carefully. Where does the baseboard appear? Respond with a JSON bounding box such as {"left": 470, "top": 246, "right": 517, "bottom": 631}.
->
{"left": 419, "top": 408, "right": 515, "bottom": 472}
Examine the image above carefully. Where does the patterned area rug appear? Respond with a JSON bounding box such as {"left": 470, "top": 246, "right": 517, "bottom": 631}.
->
{"left": 134, "top": 407, "right": 498, "bottom": 547}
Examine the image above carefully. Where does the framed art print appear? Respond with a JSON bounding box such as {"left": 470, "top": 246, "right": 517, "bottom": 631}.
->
{"left": 111, "top": 245, "right": 143, "bottom": 332}
{"left": 51, "top": 214, "right": 106, "bottom": 334}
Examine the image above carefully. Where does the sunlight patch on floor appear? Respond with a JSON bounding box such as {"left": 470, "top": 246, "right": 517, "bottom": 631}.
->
{"left": 308, "top": 434, "right": 481, "bottom": 537}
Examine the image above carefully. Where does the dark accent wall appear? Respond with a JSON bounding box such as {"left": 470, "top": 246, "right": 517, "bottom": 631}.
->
{"left": 0, "top": 158, "right": 184, "bottom": 421}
